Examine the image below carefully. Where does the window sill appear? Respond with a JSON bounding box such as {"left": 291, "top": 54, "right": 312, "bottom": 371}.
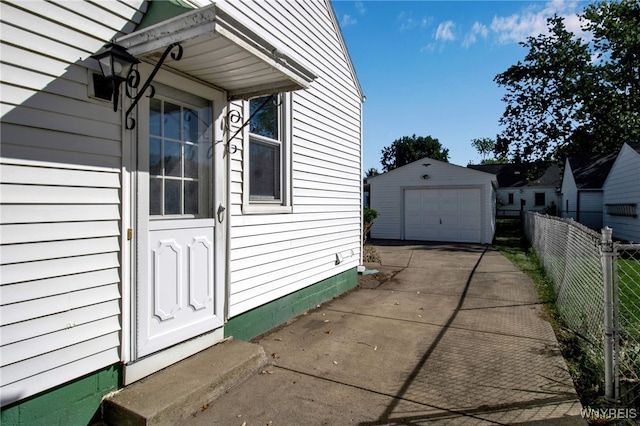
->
{"left": 242, "top": 204, "right": 293, "bottom": 215}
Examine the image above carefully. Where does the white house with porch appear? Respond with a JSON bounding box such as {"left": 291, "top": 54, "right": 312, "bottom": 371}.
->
{"left": 0, "top": 0, "right": 363, "bottom": 423}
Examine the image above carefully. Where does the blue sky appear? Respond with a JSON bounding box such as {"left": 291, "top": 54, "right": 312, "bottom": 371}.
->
{"left": 331, "top": 0, "right": 592, "bottom": 172}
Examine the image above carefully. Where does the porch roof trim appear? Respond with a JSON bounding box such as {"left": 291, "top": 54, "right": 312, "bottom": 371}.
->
{"left": 116, "top": 2, "right": 317, "bottom": 100}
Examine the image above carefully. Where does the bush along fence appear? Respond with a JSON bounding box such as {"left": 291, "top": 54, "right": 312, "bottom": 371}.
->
{"left": 522, "top": 212, "right": 640, "bottom": 410}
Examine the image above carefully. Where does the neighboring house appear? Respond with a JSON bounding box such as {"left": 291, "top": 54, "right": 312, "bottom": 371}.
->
{"left": 367, "top": 158, "right": 497, "bottom": 244}
{"left": 603, "top": 142, "right": 640, "bottom": 242}
{"left": 560, "top": 151, "right": 618, "bottom": 230}
{"left": 468, "top": 163, "right": 562, "bottom": 218}
{"left": 0, "top": 0, "right": 363, "bottom": 423}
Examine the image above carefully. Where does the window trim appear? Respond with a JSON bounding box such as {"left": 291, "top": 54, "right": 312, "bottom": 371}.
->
{"left": 242, "top": 92, "right": 292, "bottom": 214}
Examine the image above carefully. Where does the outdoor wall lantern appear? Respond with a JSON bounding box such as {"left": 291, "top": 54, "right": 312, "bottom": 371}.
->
{"left": 91, "top": 43, "right": 139, "bottom": 112}
{"left": 91, "top": 42, "right": 183, "bottom": 129}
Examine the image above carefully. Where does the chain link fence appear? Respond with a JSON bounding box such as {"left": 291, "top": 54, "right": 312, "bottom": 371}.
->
{"left": 614, "top": 244, "right": 640, "bottom": 408}
{"left": 522, "top": 212, "right": 640, "bottom": 410}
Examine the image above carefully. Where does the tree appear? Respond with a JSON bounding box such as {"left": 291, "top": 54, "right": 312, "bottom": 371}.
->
{"left": 471, "top": 137, "right": 495, "bottom": 160}
{"left": 494, "top": 1, "right": 639, "bottom": 164}
{"left": 380, "top": 134, "right": 449, "bottom": 172}
{"left": 495, "top": 16, "right": 594, "bottom": 163}
{"left": 364, "top": 168, "right": 379, "bottom": 177}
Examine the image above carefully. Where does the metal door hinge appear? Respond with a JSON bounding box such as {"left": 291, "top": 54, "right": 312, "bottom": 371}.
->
{"left": 127, "top": 228, "right": 133, "bottom": 240}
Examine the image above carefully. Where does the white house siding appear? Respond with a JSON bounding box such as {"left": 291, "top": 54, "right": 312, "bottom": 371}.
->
{"left": 208, "top": 0, "right": 363, "bottom": 317}
{"left": 0, "top": 0, "right": 145, "bottom": 405}
{"left": 561, "top": 163, "right": 578, "bottom": 220}
{"left": 368, "top": 159, "right": 496, "bottom": 244}
{"left": 603, "top": 144, "right": 640, "bottom": 242}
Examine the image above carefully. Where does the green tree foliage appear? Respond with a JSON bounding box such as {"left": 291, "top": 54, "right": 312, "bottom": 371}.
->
{"left": 380, "top": 134, "right": 449, "bottom": 172}
{"left": 471, "top": 137, "right": 509, "bottom": 164}
{"left": 494, "top": 0, "right": 640, "bottom": 163}
{"left": 364, "top": 167, "right": 379, "bottom": 177}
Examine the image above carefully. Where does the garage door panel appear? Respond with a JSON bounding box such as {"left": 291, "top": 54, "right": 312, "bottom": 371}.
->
{"left": 404, "top": 188, "right": 483, "bottom": 243}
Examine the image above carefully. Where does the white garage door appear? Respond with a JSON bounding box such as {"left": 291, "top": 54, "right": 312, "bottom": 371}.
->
{"left": 404, "top": 188, "right": 482, "bottom": 243}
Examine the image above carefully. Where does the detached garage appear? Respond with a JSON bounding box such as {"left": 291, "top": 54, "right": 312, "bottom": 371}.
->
{"left": 367, "top": 157, "right": 497, "bottom": 243}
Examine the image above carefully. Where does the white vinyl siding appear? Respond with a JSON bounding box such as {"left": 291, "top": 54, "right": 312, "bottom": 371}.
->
{"left": 368, "top": 158, "right": 496, "bottom": 244}
{"left": 561, "top": 163, "right": 578, "bottom": 220}
{"left": 603, "top": 144, "right": 640, "bottom": 242}
{"left": 215, "top": 0, "right": 362, "bottom": 317}
{"left": 0, "top": 0, "right": 145, "bottom": 405}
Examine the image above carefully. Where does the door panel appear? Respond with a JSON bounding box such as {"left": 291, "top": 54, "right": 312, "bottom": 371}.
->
{"left": 404, "top": 188, "right": 482, "bottom": 243}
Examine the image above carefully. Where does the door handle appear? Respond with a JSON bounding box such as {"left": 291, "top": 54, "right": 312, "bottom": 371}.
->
{"left": 217, "top": 204, "right": 226, "bottom": 223}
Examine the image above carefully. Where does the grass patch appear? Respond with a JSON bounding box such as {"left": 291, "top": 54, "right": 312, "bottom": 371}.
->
{"left": 493, "top": 219, "right": 605, "bottom": 412}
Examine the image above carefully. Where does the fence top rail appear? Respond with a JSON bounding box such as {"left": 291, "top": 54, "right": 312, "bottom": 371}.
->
{"left": 615, "top": 243, "right": 640, "bottom": 250}
{"left": 523, "top": 211, "right": 601, "bottom": 239}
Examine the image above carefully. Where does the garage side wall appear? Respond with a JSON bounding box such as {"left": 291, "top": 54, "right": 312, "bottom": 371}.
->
{"left": 369, "top": 159, "right": 496, "bottom": 244}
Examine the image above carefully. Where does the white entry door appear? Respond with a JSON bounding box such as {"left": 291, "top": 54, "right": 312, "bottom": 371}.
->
{"left": 136, "top": 81, "right": 225, "bottom": 358}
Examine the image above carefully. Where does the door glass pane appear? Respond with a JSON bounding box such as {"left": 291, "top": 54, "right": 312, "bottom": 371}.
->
{"left": 184, "top": 145, "right": 198, "bottom": 179}
{"left": 164, "top": 141, "right": 182, "bottom": 177}
{"left": 150, "top": 98, "right": 162, "bottom": 136}
{"left": 149, "top": 138, "right": 161, "bottom": 176}
{"left": 250, "top": 140, "right": 280, "bottom": 200}
{"left": 149, "top": 178, "right": 162, "bottom": 215}
{"left": 184, "top": 108, "right": 199, "bottom": 142}
{"left": 164, "top": 180, "right": 181, "bottom": 215}
{"left": 164, "top": 102, "right": 181, "bottom": 140}
{"left": 184, "top": 181, "right": 199, "bottom": 215}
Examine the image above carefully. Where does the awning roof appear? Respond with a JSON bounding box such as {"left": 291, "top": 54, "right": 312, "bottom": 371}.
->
{"left": 116, "top": 2, "right": 317, "bottom": 100}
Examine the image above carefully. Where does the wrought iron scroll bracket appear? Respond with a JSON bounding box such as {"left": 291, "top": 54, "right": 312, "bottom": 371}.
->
{"left": 225, "top": 94, "right": 277, "bottom": 152}
{"left": 124, "top": 42, "right": 183, "bottom": 130}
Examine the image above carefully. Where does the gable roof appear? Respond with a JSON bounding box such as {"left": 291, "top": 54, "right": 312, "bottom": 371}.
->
{"left": 467, "top": 163, "right": 561, "bottom": 188}
{"left": 367, "top": 156, "right": 496, "bottom": 182}
{"left": 567, "top": 151, "right": 618, "bottom": 189}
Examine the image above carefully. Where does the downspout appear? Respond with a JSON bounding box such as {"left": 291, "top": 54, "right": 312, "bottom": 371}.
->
{"left": 577, "top": 190, "right": 581, "bottom": 222}
{"left": 224, "top": 101, "right": 232, "bottom": 322}
{"left": 359, "top": 95, "right": 365, "bottom": 268}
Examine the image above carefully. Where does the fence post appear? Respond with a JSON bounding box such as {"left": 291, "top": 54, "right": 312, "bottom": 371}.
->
{"left": 600, "top": 227, "right": 616, "bottom": 402}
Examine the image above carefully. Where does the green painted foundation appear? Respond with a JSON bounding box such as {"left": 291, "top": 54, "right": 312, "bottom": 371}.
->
{"left": 225, "top": 267, "right": 358, "bottom": 341}
{"left": 0, "top": 365, "right": 121, "bottom": 426}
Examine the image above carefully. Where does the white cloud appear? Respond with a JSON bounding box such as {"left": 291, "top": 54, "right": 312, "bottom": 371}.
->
{"left": 420, "top": 43, "right": 436, "bottom": 53}
{"left": 435, "top": 21, "right": 456, "bottom": 42}
{"left": 341, "top": 14, "right": 357, "bottom": 27}
{"left": 355, "top": 1, "right": 366, "bottom": 15}
{"left": 490, "top": 0, "right": 586, "bottom": 44}
{"left": 397, "top": 11, "right": 431, "bottom": 32}
{"left": 462, "top": 21, "right": 489, "bottom": 48}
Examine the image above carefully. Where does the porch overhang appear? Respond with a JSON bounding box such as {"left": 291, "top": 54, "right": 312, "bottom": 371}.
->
{"left": 116, "top": 3, "right": 317, "bottom": 100}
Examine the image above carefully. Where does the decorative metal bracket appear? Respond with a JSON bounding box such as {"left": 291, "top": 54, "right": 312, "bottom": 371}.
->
{"left": 124, "top": 42, "right": 183, "bottom": 129}
{"left": 228, "top": 94, "right": 276, "bottom": 141}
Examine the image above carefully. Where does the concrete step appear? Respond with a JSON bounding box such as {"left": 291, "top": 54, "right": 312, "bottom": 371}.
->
{"left": 102, "top": 339, "right": 268, "bottom": 426}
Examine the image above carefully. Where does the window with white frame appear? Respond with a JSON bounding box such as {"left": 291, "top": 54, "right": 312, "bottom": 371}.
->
{"left": 244, "top": 94, "right": 291, "bottom": 212}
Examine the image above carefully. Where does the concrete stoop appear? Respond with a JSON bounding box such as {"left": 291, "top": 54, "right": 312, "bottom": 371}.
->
{"left": 102, "top": 339, "right": 268, "bottom": 426}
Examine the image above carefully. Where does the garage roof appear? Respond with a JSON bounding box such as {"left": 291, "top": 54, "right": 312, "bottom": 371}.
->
{"left": 116, "top": 2, "right": 317, "bottom": 100}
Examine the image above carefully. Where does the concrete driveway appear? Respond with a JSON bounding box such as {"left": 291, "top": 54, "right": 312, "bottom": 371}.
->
{"left": 186, "top": 242, "right": 585, "bottom": 425}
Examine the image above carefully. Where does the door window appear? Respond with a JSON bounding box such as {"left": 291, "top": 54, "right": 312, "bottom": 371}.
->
{"left": 149, "top": 85, "right": 213, "bottom": 218}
